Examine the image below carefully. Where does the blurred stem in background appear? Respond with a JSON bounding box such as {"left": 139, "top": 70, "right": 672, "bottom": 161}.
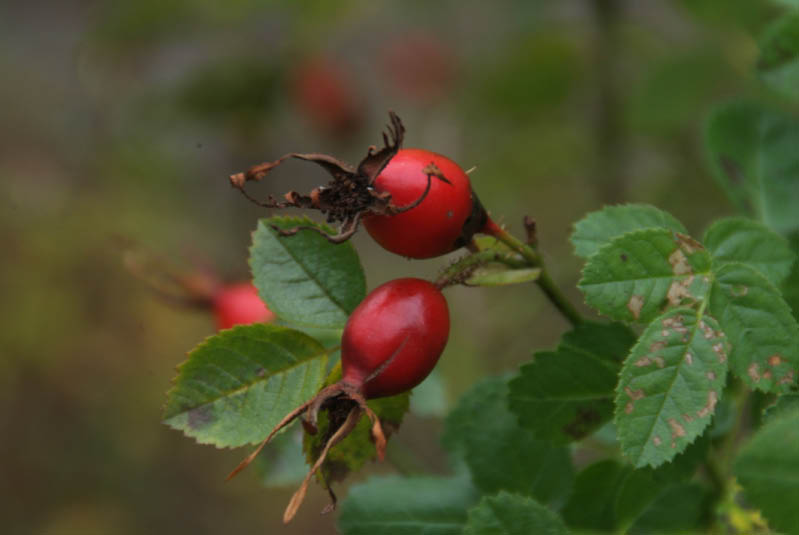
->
{"left": 592, "top": 0, "right": 626, "bottom": 203}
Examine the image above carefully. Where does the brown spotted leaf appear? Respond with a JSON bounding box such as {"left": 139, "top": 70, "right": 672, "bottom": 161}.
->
{"left": 615, "top": 308, "right": 729, "bottom": 468}
{"left": 709, "top": 262, "right": 799, "bottom": 393}
{"left": 163, "top": 324, "right": 328, "bottom": 448}
{"left": 579, "top": 228, "right": 713, "bottom": 323}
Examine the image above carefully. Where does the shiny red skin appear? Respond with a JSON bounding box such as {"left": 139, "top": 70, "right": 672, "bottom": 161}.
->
{"left": 213, "top": 283, "right": 275, "bottom": 331}
{"left": 363, "top": 149, "right": 474, "bottom": 259}
{"left": 341, "top": 278, "right": 450, "bottom": 399}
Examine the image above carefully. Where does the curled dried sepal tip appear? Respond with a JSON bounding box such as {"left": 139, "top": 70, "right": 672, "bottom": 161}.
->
{"left": 226, "top": 112, "right": 448, "bottom": 245}
{"left": 282, "top": 406, "right": 361, "bottom": 524}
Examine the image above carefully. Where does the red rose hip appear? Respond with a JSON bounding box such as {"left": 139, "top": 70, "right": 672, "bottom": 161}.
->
{"left": 228, "top": 277, "right": 451, "bottom": 522}
{"left": 341, "top": 277, "right": 450, "bottom": 398}
{"left": 363, "top": 148, "right": 479, "bottom": 258}
{"left": 212, "top": 283, "right": 274, "bottom": 330}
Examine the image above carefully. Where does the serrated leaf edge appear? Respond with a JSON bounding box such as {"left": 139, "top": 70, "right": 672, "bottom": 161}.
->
{"left": 162, "top": 324, "right": 328, "bottom": 448}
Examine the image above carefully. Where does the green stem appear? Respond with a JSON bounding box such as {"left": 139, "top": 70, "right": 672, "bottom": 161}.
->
{"left": 486, "top": 222, "right": 584, "bottom": 326}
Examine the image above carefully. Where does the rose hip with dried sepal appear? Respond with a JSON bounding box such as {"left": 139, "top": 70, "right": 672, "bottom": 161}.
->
{"left": 226, "top": 277, "right": 450, "bottom": 523}
{"left": 228, "top": 112, "right": 492, "bottom": 258}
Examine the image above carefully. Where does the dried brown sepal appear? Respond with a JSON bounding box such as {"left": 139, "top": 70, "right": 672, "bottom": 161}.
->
{"left": 283, "top": 406, "right": 362, "bottom": 524}
{"left": 225, "top": 397, "right": 317, "bottom": 481}
{"left": 226, "top": 380, "right": 388, "bottom": 523}
{"left": 357, "top": 111, "right": 405, "bottom": 183}
{"left": 227, "top": 111, "right": 451, "bottom": 245}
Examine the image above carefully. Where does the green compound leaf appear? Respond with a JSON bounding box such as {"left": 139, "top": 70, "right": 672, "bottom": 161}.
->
{"left": 735, "top": 409, "right": 799, "bottom": 535}
{"left": 709, "top": 262, "right": 799, "bottom": 393}
{"left": 509, "top": 321, "right": 636, "bottom": 443}
{"left": 703, "top": 217, "right": 796, "bottom": 287}
{"left": 571, "top": 204, "right": 687, "bottom": 259}
{"left": 615, "top": 309, "right": 729, "bottom": 468}
{"left": 337, "top": 473, "right": 478, "bottom": 535}
{"left": 463, "top": 492, "right": 568, "bottom": 535}
{"left": 163, "top": 324, "right": 328, "bottom": 448}
{"left": 250, "top": 216, "right": 366, "bottom": 329}
{"left": 443, "top": 376, "right": 573, "bottom": 506}
{"left": 304, "top": 364, "right": 410, "bottom": 486}
{"left": 705, "top": 101, "right": 799, "bottom": 234}
{"left": 579, "top": 228, "right": 713, "bottom": 323}
{"left": 758, "top": 13, "right": 799, "bottom": 100}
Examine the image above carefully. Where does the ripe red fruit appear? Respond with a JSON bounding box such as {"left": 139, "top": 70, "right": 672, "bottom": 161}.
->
{"left": 212, "top": 283, "right": 274, "bottom": 331}
{"left": 229, "top": 112, "right": 489, "bottom": 256}
{"left": 228, "top": 277, "right": 450, "bottom": 522}
{"left": 363, "top": 148, "right": 484, "bottom": 258}
{"left": 341, "top": 277, "right": 449, "bottom": 398}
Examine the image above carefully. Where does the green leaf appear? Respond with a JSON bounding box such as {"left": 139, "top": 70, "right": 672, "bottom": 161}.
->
{"left": 163, "top": 324, "right": 327, "bottom": 448}
{"left": 463, "top": 492, "right": 568, "bottom": 535}
{"left": 563, "top": 456, "right": 704, "bottom": 533}
{"left": 703, "top": 217, "right": 796, "bottom": 287}
{"left": 758, "top": 13, "right": 799, "bottom": 100}
{"left": 443, "top": 376, "right": 573, "bottom": 506}
{"left": 250, "top": 216, "right": 366, "bottom": 329}
{"left": 735, "top": 410, "right": 799, "bottom": 535}
{"left": 466, "top": 266, "right": 541, "bottom": 286}
{"left": 304, "top": 363, "right": 410, "bottom": 485}
{"left": 571, "top": 204, "right": 687, "bottom": 259}
{"left": 705, "top": 101, "right": 799, "bottom": 234}
{"left": 615, "top": 309, "right": 729, "bottom": 468}
{"left": 337, "top": 473, "right": 478, "bottom": 535}
{"left": 559, "top": 320, "right": 638, "bottom": 363}
{"left": 705, "top": 101, "right": 766, "bottom": 215}
{"left": 562, "top": 460, "right": 659, "bottom": 532}
{"left": 579, "top": 228, "right": 713, "bottom": 323}
{"left": 509, "top": 322, "right": 635, "bottom": 443}
{"left": 709, "top": 262, "right": 799, "bottom": 393}
{"left": 763, "top": 393, "right": 799, "bottom": 423}
{"left": 628, "top": 483, "right": 709, "bottom": 534}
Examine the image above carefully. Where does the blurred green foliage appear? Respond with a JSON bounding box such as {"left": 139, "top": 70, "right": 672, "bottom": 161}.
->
{"left": 0, "top": 0, "right": 787, "bottom": 533}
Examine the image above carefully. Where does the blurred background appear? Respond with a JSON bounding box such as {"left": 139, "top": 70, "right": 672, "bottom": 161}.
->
{"left": 0, "top": 0, "right": 786, "bottom": 533}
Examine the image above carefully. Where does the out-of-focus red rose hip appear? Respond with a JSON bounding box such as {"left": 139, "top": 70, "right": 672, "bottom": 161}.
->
{"left": 212, "top": 283, "right": 274, "bottom": 330}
